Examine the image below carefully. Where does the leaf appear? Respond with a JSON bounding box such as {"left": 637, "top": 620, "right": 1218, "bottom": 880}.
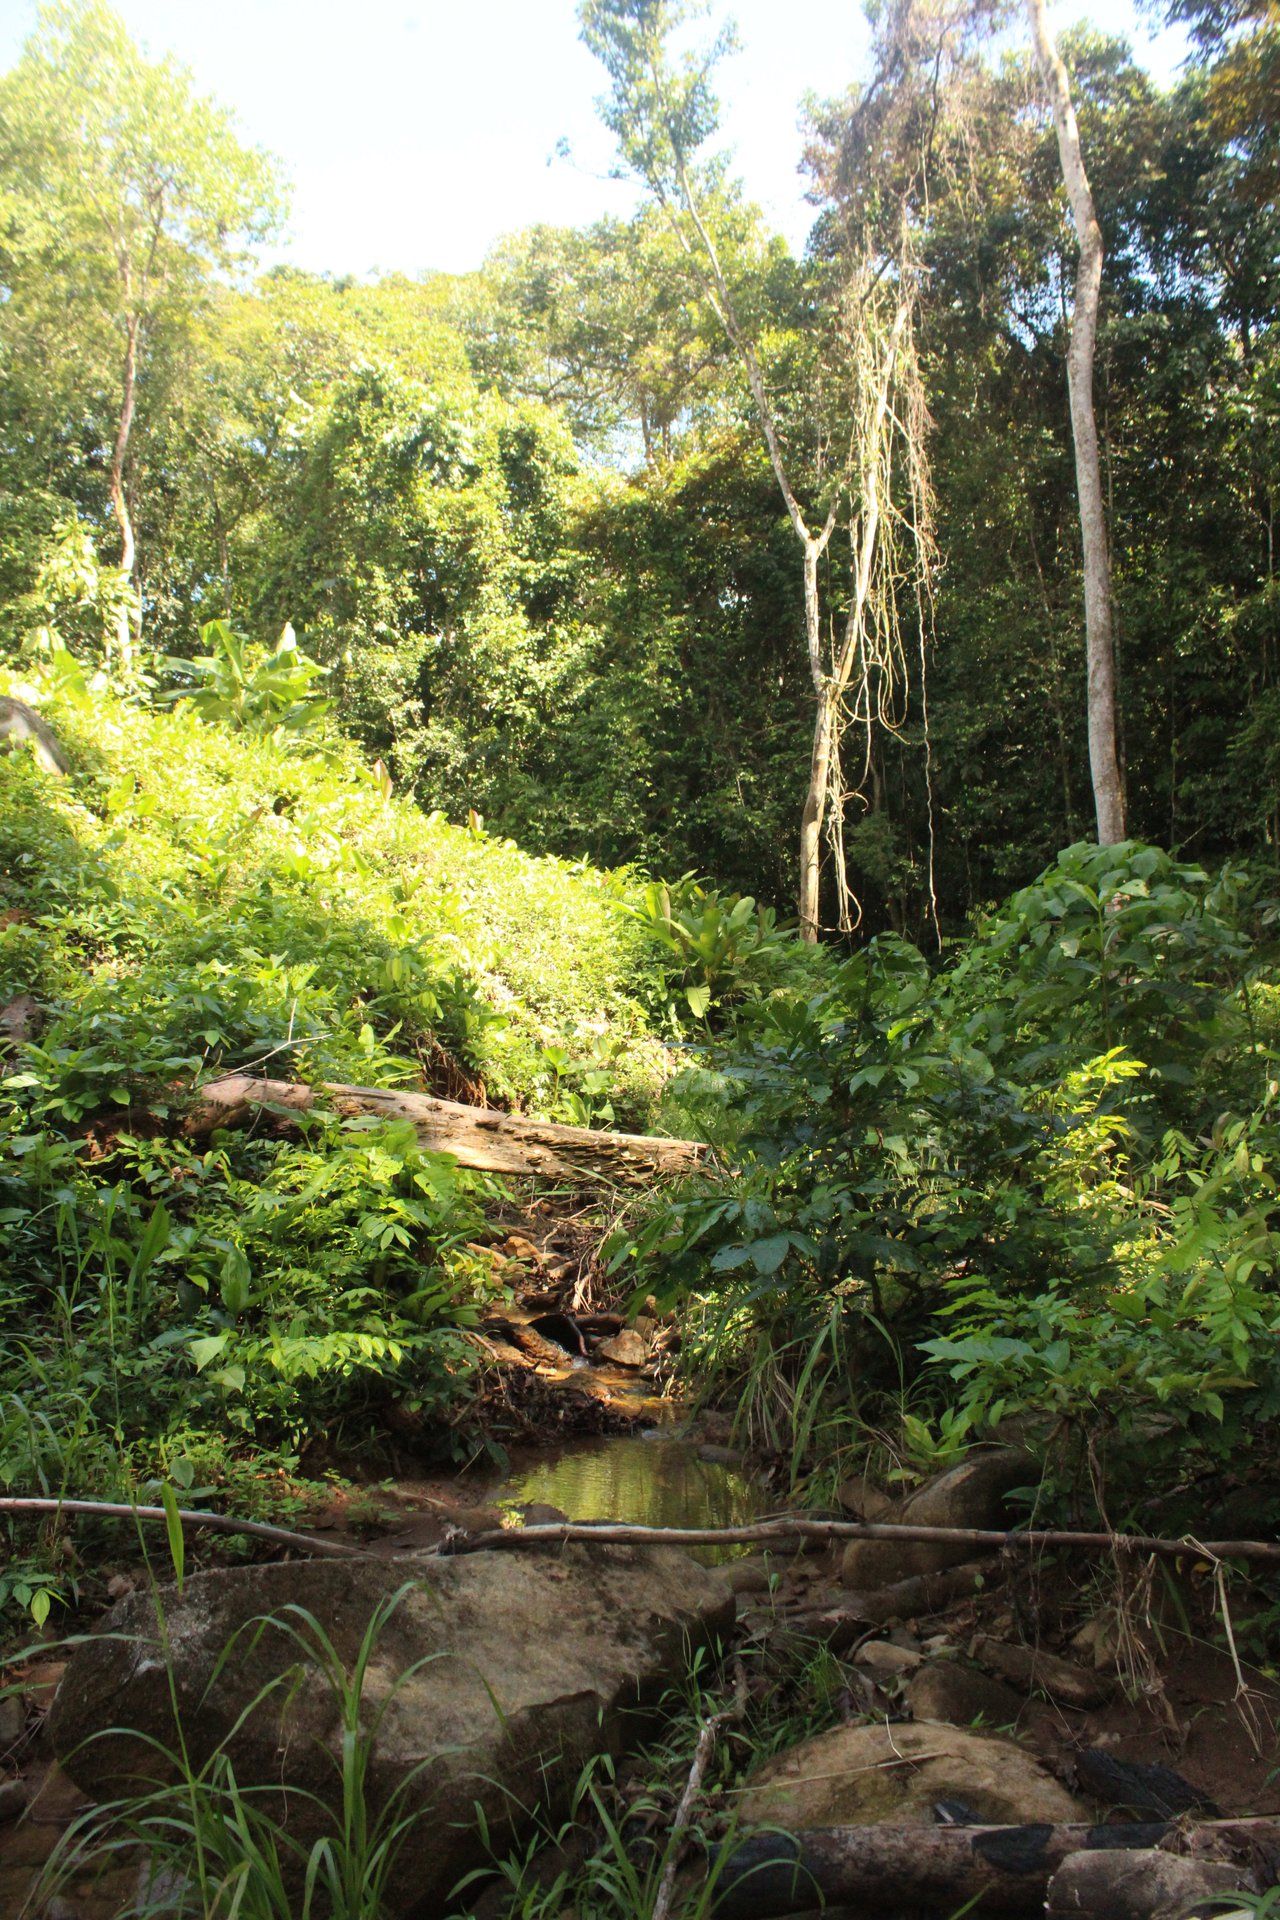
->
{"left": 748, "top": 1234, "right": 791, "bottom": 1275}
{"left": 189, "top": 1333, "right": 229, "bottom": 1372}
{"left": 685, "top": 984, "right": 711, "bottom": 1019}
{"left": 160, "top": 1482, "right": 186, "bottom": 1594}
{"left": 30, "top": 1590, "right": 51, "bottom": 1628}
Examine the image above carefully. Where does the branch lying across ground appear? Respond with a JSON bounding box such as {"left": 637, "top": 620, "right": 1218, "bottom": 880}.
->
{"left": 437, "top": 1516, "right": 1280, "bottom": 1567}
{"left": 185, "top": 1073, "right": 706, "bottom": 1183}
{"left": 0, "top": 1497, "right": 360, "bottom": 1560}
{"left": 710, "top": 1819, "right": 1272, "bottom": 1919}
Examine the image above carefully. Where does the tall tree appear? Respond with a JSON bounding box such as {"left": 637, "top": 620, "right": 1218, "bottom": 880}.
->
{"left": 580, "top": 0, "right": 937, "bottom": 940}
{"left": 0, "top": 1, "right": 282, "bottom": 669}
{"left": 1025, "top": 0, "right": 1126, "bottom": 843}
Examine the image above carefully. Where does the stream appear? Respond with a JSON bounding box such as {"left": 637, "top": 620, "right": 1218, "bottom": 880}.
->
{"left": 496, "top": 1430, "right": 767, "bottom": 1561}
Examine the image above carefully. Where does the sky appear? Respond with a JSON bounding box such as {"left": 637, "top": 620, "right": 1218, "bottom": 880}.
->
{"left": 0, "top": 0, "right": 1191, "bottom": 278}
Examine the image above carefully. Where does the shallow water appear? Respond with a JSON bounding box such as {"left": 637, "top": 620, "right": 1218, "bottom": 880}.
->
{"left": 498, "top": 1432, "right": 765, "bottom": 1562}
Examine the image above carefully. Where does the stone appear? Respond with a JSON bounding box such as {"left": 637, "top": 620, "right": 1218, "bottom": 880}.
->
{"left": 1045, "top": 1849, "right": 1256, "bottom": 1919}
{"left": 596, "top": 1330, "right": 648, "bottom": 1368}
{"left": 50, "top": 1544, "right": 733, "bottom": 1919}
{"left": 736, "top": 1721, "right": 1086, "bottom": 1832}
{"left": 0, "top": 994, "right": 41, "bottom": 1047}
{"left": 721, "top": 1556, "right": 776, "bottom": 1596}
{"left": 907, "top": 1659, "right": 1027, "bottom": 1730}
{"left": 0, "top": 1779, "right": 27, "bottom": 1823}
{"left": 854, "top": 1640, "right": 923, "bottom": 1679}
{"left": 0, "top": 697, "right": 68, "bottom": 776}
{"left": 835, "top": 1477, "right": 894, "bottom": 1521}
{"left": 0, "top": 1694, "right": 25, "bottom": 1751}
{"left": 971, "top": 1636, "right": 1112, "bottom": 1709}
{"left": 839, "top": 1449, "right": 1032, "bottom": 1589}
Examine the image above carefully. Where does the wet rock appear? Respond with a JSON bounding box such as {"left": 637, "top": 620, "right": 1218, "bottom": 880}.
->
{"left": 839, "top": 1450, "right": 1032, "bottom": 1589}
{"left": 907, "top": 1660, "right": 1027, "bottom": 1730}
{"left": 50, "top": 1545, "right": 733, "bottom": 1919}
{"left": 736, "top": 1721, "right": 1087, "bottom": 1831}
{"left": 596, "top": 1330, "right": 648, "bottom": 1368}
{"left": 972, "top": 1636, "right": 1112, "bottom": 1709}
{"left": 697, "top": 1444, "right": 745, "bottom": 1467}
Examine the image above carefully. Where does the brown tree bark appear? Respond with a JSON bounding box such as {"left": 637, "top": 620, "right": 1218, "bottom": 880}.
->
{"left": 1026, "top": 0, "right": 1126, "bottom": 844}
{"left": 185, "top": 1074, "right": 705, "bottom": 1183}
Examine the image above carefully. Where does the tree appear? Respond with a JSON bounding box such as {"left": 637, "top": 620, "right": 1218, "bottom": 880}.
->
{"left": 580, "top": 0, "right": 938, "bottom": 940}
{"left": 0, "top": 1, "right": 283, "bottom": 669}
{"left": 1025, "top": 0, "right": 1126, "bottom": 844}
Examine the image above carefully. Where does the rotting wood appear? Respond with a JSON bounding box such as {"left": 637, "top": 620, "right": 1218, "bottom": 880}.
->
{"left": 436, "top": 1516, "right": 1280, "bottom": 1567}
{"left": 185, "top": 1073, "right": 705, "bottom": 1183}
{"left": 710, "top": 1820, "right": 1276, "bottom": 1920}
{"left": 0, "top": 1496, "right": 360, "bottom": 1559}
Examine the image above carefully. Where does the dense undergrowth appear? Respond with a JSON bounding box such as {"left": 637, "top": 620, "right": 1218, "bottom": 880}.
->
{"left": 3, "top": 648, "right": 1280, "bottom": 1630}
{"left": 0, "top": 653, "right": 815, "bottom": 1624}
{"left": 636, "top": 841, "right": 1280, "bottom": 1531}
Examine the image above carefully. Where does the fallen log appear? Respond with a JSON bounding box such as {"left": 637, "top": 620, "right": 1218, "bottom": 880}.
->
{"left": 186, "top": 1073, "right": 706, "bottom": 1183}
{"left": 437, "top": 1516, "right": 1280, "bottom": 1568}
{"left": 711, "top": 1821, "right": 1274, "bottom": 1919}
{"left": 0, "top": 1496, "right": 359, "bottom": 1560}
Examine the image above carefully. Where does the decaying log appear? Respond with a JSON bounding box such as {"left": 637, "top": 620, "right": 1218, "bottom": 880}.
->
{"left": 438, "top": 1516, "right": 1280, "bottom": 1568}
{"left": 711, "top": 1821, "right": 1275, "bottom": 1919}
{"left": 186, "top": 1073, "right": 705, "bottom": 1183}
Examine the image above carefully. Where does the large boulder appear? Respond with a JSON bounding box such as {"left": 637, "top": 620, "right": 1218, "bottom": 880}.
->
{"left": 840, "top": 1448, "right": 1032, "bottom": 1589}
{"left": 735, "top": 1721, "right": 1086, "bottom": 1831}
{"left": 50, "top": 1544, "right": 733, "bottom": 1917}
{"left": 0, "top": 696, "right": 68, "bottom": 776}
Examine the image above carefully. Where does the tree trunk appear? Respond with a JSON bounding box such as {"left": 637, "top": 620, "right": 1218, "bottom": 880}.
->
{"left": 185, "top": 1074, "right": 705, "bottom": 1183}
{"left": 108, "top": 312, "right": 141, "bottom": 671}
{"left": 1026, "top": 0, "right": 1126, "bottom": 845}
{"left": 798, "top": 683, "right": 837, "bottom": 943}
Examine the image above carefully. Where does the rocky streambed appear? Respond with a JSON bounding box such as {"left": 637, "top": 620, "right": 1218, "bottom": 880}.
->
{"left": 6, "top": 1438, "right": 1280, "bottom": 1919}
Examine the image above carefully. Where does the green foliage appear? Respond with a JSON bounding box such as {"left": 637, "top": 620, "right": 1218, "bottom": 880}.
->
{"left": 164, "top": 620, "right": 332, "bottom": 737}
{"left": 624, "top": 842, "right": 1280, "bottom": 1516}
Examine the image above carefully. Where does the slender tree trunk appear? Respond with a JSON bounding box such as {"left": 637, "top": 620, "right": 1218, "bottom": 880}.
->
{"left": 799, "top": 684, "right": 838, "bottom": 941}
{"left": 108, "top": 312, "right": 141, "bottom": 671}
{"left": 1026, "top": 0, "right": 1126, "bottom": 845}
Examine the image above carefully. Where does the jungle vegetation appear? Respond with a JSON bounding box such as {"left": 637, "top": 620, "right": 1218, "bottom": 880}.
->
{"left": 0, "top": 0, "right": 1277, "bottom": 1622}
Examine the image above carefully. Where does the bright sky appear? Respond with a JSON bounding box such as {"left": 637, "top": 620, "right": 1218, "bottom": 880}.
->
{"left": 0, "top": 0, "right": 1191, "bottom": 277}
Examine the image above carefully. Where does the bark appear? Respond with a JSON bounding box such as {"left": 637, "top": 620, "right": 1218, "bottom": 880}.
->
{"left": 185, "top": 1074, "right": 705, "bottom": 1184}
{"left": 798, "top": 684, "right": 837, "bottom": 942}
{"left": 712, "top": 1821, "right": 1274, "bottom": 1920}
{"left": 108, "top": 312, "right": 141, "bottom": 671}
{"left": 0, "top": 1496, "right": 358, "bottom": 1560}
{"left": 438, "top": 1516, "right": 1280, "bottom": 1567}
{"left": 1026, "top": 0, "right": 1126, "bottom": 844}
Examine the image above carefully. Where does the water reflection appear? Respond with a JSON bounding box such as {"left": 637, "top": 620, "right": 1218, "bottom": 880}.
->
{"left": 499, "top": 1434, "right": 764, "bottom": 1563}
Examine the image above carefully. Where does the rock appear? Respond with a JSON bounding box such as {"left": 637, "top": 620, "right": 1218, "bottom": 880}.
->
{"left": 736, "top": 1721, "right": 1087, "bottom": 1832}
{"left": 0, "top": 1695, "right": 24, "bottom": 1750}
{"left": 835, "top": 1477, "right": 894, "bottom": 1521}
{"left": 842, "top": 1559, "right": 994, "bottom": 1626}
{"left": 1045, "top": 1849, "right": 1256, "bottom": 1919}
{"left": 513, "top": 1502, "right": 568, "bottom": 1528}
{"left": 596, "top": 1330, "right": 648, "bottom": 1368}
{"left": 697, "top": 1444, "right": 745, "bottom": 1467}
{"left": 839, "top": 1449, "right": 1032, "bottom": 1589}
{"left": 50, "top": 1545, "right": 733, "bottom": 1919}
{"left": 0, "top": 697, "right": 68, "bottom": 776}
{"left": 0, "top": 994, "right": 41, "bottom": 1048}
{"left": 0, "top": 1779, "right": 27, "bottom": 1823}
{"left": 721, "top": 1555, "right": 777, "bottom": 1596}
{"left": 854, "top": 1640, "right": 922, "bottom": 1679}
{"left": 971, "top": 1636, "right": 1112, "bottom": 1709}
{"left": 907, "top": 1660, "right": 1027, "bottom": 1730}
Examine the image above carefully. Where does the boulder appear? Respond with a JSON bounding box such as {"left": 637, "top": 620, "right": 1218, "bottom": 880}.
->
{"left": 839, "top": 1448, "right": 1032, "bottom": 1589}
{"left": 736, "top": 1721, "right": 1086, "bottom": 1831}
{"left": 50, "top": 1544, "right": 733, "bottom": 1918}
{"left": 1045, "top": 1849, "right": 1256, "bottom": 1919}
{"left": 0, "top": 696, "right": 68, "bottom": 776}
{"left": 906, "top": 1659, "right": 1027, "bottom": 1730}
